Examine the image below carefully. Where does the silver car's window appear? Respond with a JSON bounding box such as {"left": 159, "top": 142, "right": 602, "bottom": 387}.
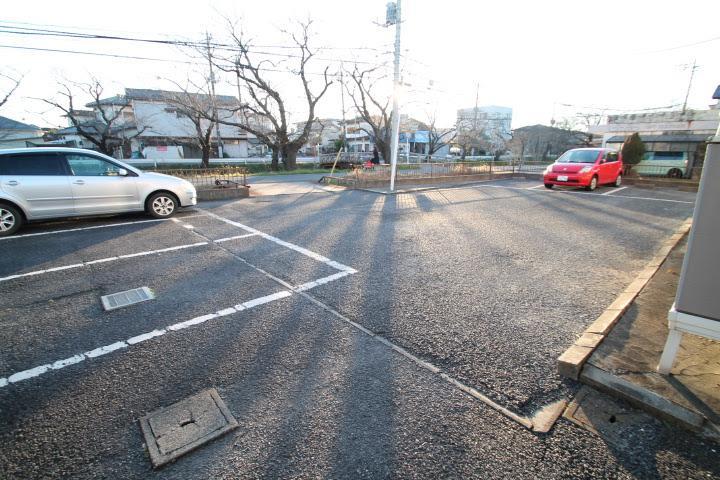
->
{"left": 66, "top": 154, "right": 123, "bottom": 176}
{"left": 0, "top": 153, "right": 66, "bottom": 175}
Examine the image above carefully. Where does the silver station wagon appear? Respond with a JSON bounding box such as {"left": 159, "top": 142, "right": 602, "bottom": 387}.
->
{"left": 0, "top": 148, "right": 197, "bottom": 236}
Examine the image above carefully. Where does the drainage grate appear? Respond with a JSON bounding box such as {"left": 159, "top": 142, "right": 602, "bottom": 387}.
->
{"left": 139, "top": 388, "right": 238, "bottom": 468}
{"left": 101, "top": 287, "right": 155, "bottom": 311}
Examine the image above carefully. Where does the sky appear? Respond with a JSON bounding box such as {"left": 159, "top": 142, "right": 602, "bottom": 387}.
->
{"left": 0, "top": 0, "right": 718, "bottom": 131}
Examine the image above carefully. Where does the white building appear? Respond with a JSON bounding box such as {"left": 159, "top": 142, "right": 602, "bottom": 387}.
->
{"left": 456, "top": 105, "right": 513, "bottom": 139}
{"left": 588, "top": 104, "right": 720, "bottom": 169}
{"left": 0, "top": 116, "right": 45, "bottom": 149}
{"left": 293, "top": 118, "right": 343, "bottom": 155}
{"left": 57, "top": 88, "right": 253, "bottom": 159}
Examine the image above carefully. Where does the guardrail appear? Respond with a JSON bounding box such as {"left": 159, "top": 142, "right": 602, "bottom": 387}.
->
{"left": 149, "top": 167, "right": 248, "bottom": 190}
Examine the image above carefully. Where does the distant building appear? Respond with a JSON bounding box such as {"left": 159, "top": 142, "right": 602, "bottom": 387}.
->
{"left": 456, "top": 105, "right": 512, "bottom": 138}
{"left": 57, "top": 88, "right": 253, "bottom": 159}
{"left": 0, "top": 116, "right": 45, "bottom": 149}
{"left": 455, "top": 106, "right": 513, "bottom": 156}
{"left": 293, "top": 118, "right": 343, "bottom": 155}
{"left": 588, "top": 104, "right": 720, "bottom": 169}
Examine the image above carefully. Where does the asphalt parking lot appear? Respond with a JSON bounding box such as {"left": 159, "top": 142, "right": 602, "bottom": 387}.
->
{"left": 1, "top": 178, "right": 718, "bottom": 479}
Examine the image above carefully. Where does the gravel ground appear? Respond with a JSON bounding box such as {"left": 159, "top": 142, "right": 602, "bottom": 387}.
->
{"left": 1, "top": 179, "right": 715, "bottom": 479}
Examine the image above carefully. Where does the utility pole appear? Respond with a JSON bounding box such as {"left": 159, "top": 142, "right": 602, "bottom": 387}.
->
{"left": 682, "top": 59, "right": 698, "bottom": 114}
{"left": 472, "top": 82, "right": 479, "bottom": 157}
{"left": 388, "top": 0, "right": 402, "bottom": 191}
{"left": 206, "top": 32, "right": 223, "bottom": 159}
{"left": 340, "top": 69, "right": 347, "bottom": 154}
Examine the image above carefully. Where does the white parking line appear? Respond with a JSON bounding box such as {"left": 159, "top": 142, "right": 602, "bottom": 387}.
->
{"left": 214, "top": 233, "right": 258, "bottom": 243}
{"left": 0, "top": 242, "right": 209, "bottom": 282}
{"left": 476, "top": 184, "right": 694, "bottom": 204}
{"left": 0, "top": 212, "right": 361, "bottom": 388}
{"left": 200, "top": 210, "right": 358, "bottom": 273}
{"left": 602, "top": 186, "right": 628, "bottom": 195}
{"left": 526, "top": 185, "right": 544, "bottom": 190}
{"left": 0, "top": 289, "right": 294, "bottom": 387}
{"left": 0, "top": 218, "right": 168, "bottom": 241}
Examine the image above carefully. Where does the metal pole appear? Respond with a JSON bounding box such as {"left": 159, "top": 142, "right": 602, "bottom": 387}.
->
{"left": 389, "top": 0, "right": 402, "bottom": 191}
{"left": 682, "top": 59, "right": 697, "bottom": 114}
{"left": 340, "top": 69, "right": 347, "bottom": 155}
{"left": 206, "top": 32, "right": 223, "bottom": 159}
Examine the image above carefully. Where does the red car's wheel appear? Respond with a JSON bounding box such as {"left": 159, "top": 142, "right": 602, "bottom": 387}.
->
{"left": 586, "top": 176, "right": 598, "bottom": 191}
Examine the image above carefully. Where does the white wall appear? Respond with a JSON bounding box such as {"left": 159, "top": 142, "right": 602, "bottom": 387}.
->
{"left": 132, "top": 100, "right": 246, "bottom": 139}
{"left": 223, "top": 143, "right": 248, "bottom": 158}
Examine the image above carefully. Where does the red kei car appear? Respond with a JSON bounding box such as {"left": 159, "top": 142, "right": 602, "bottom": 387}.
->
{"left": 543, "top": 148, "right": 623, "bottom": 191}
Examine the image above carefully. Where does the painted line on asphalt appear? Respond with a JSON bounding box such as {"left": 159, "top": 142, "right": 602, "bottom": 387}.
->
{"left": 0, "top": 213, "right": 208, "bottom": 241}
{"left": 476, "top": 184, "right": 694, "bottom": 204}
{"left": 0, "top": 289, "right": 293, "bottom": 387}
{"left": 214, "top": 233, "right": 258, "bottom": 243}
{"left": 0, "top": 218, "right": 168, "bottom": 240}
{"left": 0, "top": 214, "right": 360, "bottom": 389}
{"left": 149, "top": 213, "right": 546, "bottom": 430}
{"left": 0, "top": 242, "right": 209, "bottom": 283}
{"left": 0, "top": 270, "right": 355, "bottom": 387}
{"left": 526, "top": 184, "right": 544, "bottom": 190}
{"left": 200, "top": 209, "right": 358, "bottom": 273}
{"left": 602, "top": 186, "right": 628, "bottom": 195}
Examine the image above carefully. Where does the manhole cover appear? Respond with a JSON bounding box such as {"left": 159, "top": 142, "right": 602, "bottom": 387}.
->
{"left": 139, "top": 388, "right": 238, "bottom": 468}
{"left": 101, "top": 287, "right": 155, "bottom": 311}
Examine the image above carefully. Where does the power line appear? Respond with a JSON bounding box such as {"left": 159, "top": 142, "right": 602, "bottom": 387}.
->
{"left": 644, "top": 35, "right": 720, "bottom": 54}
{"left": 0, "top": 43, "right": 351, "bottom": 76}
{"left": 0, "top": 18, "right": 394, "bottom": 52}
{"left": 0, "top": 23, "right": 391, "bottom": 65}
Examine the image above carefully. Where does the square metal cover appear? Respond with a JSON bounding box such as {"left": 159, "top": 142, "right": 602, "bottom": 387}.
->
{"left": 139, "top": 388, "right": 238, "bottom": 468}
{"left": 101, "top": 287, "right": 155, "bottom": 311}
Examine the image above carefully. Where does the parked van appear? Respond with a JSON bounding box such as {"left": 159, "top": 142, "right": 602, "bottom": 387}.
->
{"left": 634, "top": 151, "right": 688, "bottom": 178}
{"left": 0, "top": 148, "right": 197, "bottom": 236}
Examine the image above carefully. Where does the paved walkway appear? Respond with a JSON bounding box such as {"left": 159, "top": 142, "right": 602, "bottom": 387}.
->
{"left": 583, "top": 237, "right": 720, "bottom": 437}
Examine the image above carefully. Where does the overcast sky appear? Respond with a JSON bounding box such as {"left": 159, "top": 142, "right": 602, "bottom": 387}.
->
{"left": 1, "top": 0, "right": 718, "bottom": 130}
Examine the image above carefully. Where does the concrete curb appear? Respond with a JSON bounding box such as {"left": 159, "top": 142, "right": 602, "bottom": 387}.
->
{"left": 557, "top": 217, "right": 693, "bottom": 380}
{"left": 197, "top": 186, "right": 250, "bottom": 201}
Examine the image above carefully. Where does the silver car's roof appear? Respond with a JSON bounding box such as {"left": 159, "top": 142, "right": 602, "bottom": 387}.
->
{"left": 0, "top": 147, "right": 114, "bottom": 157}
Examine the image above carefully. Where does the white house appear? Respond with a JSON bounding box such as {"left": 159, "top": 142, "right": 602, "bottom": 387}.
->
{"left": 0, "top": 116, "right": 45, "bottom": 149}
{"left": 57, "top": 88, "right": 255, "bottom": 159}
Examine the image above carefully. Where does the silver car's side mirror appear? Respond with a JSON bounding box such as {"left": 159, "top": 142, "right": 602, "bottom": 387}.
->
{"left": 118, "top": 168, "right": 129, "bottom": 176}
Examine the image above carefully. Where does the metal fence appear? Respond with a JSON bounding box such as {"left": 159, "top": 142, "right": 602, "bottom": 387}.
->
{"left": 345, "top": 161, "right": 554, "bottom": 180}
{"left": 623, "top": 164, "right": 702, "bottom": 180}
{"left": 148, "top": 167, "right": 248, "bottom": 190}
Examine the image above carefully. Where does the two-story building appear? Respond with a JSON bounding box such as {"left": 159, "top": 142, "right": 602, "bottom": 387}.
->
{"left": 57, "top": 88, "right": 254, "bottom": 159}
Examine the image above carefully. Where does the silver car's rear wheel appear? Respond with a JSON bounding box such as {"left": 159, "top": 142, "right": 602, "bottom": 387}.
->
{"left": 0, "top": 205, "right": 22, "bottom": 236}
{"left": 146, "top": 193, "right": 178, "bottom": 218}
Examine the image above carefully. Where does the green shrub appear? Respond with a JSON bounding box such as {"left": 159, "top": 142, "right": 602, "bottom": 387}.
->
{"left": 622, "top": 133, "right": 645, "bottom": 165}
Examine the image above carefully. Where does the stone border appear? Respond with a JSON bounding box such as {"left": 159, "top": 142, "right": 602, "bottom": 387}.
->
{"left": 197, "top": 186, "right": 250, "bottom": 201}
{"left": 321, "top": 172, "right": 515, "bottom": 189}
{"left": 557, "top": 217, "right": 693, "bottom": 380}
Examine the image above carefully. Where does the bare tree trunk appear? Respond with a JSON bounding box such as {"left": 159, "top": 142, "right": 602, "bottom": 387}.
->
{"left": 284, "top": 145, "right": 299, "bottom": 170}
{"left": 201, "top": 145, "right": 211, "bottom": 168}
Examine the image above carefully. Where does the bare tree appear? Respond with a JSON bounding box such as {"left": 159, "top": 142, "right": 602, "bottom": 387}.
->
{"left": 0, "top": 71, "right": 21, "bottom": 110}
{"left": 425, "top": 112, "right": 455, "bottom": 160}
{"left": 208, "top": 20, "right": 331, "bottom": 170}
{"left": 344, "top": 66, "right": 392, "bottom": 163}
{"left": 456, "top": 115, "right": 486, "bottom": 159}
{"left": 163, "top": 82, "right": 220, "bottom": 167}
{"left": 40, "top": 79, "right": 148, "bottom": 156}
